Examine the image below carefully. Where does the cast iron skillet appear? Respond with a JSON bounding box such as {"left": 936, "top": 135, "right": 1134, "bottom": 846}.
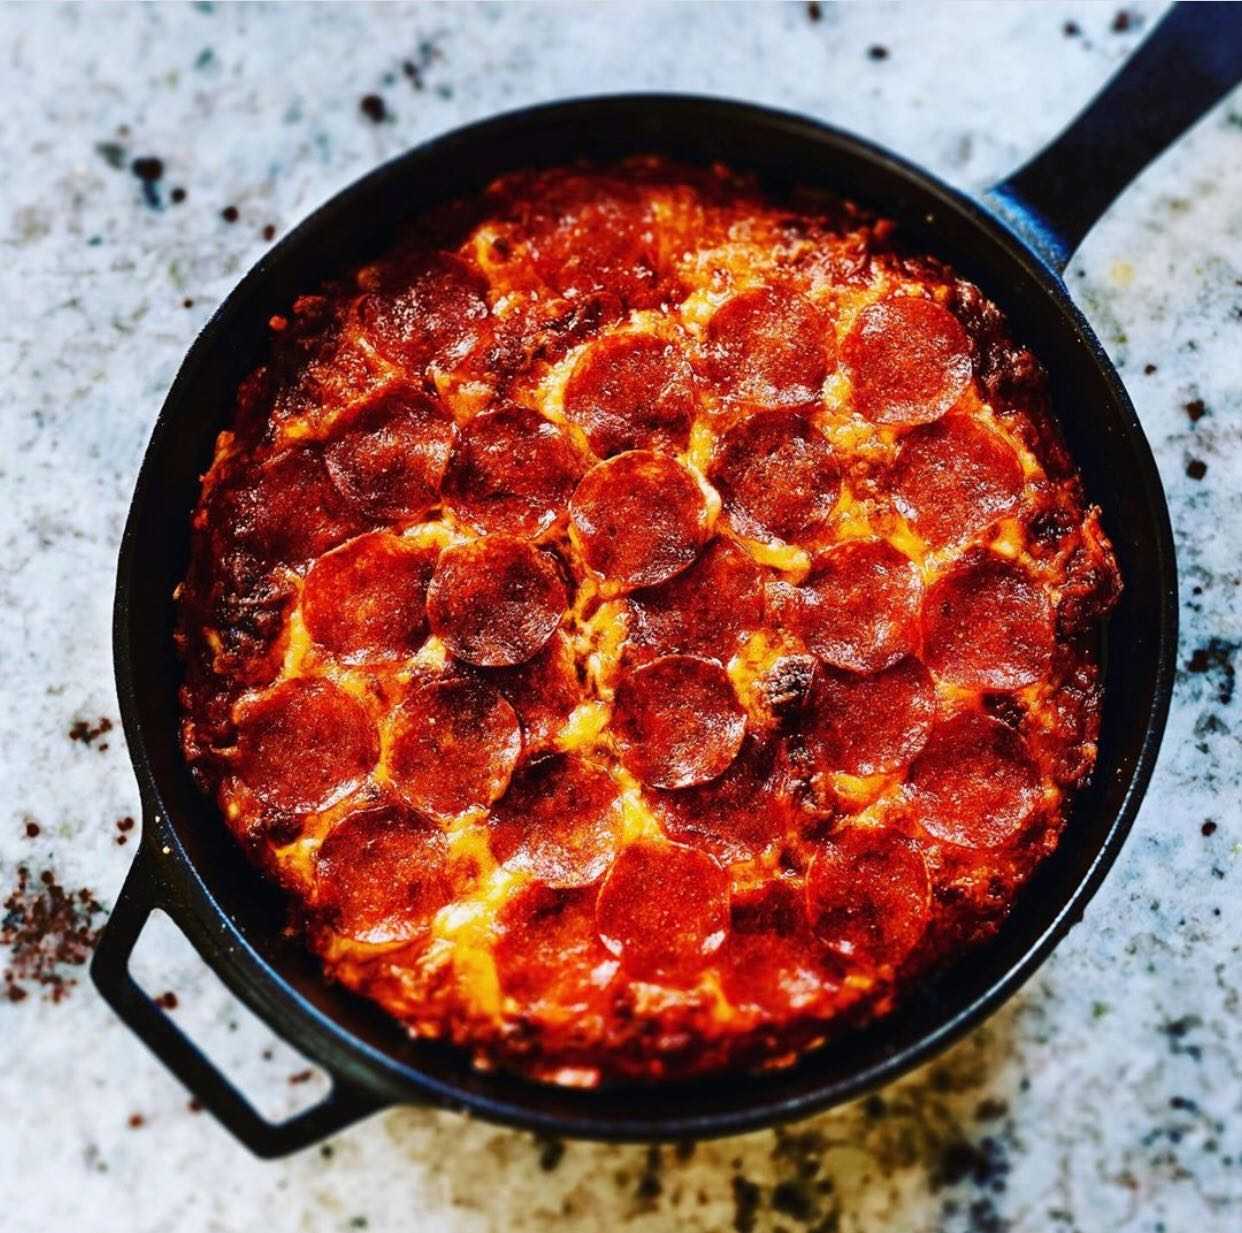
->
{"left": 94, "top": 5, "right": 1239, "bottom": 1156}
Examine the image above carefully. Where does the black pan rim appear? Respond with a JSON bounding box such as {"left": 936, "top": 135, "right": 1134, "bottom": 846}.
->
{"left": 111, "top": 93, "right": 1178, "bottom": 1143}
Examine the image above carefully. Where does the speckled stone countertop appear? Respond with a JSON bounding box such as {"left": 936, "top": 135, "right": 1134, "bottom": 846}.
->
{"left": 1, "top": 2, "right": 1239, "bottom": 1230}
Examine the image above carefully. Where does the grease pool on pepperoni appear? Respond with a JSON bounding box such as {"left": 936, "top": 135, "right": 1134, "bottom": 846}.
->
{"left": 427, "top": 534, "right": 566, "bottom": 668}
{"left": 625, "top": 537, "right": 764, "bottom": 666}
{"left": 481, "top": 630, "right": 582, "bottom": 751}
{"left": 651, "top": 735, "right": 788, "bottom": 863}
{"left": 805, "top": 827, "right": 931, "bottom": 968}
{"left": 359, "top": 251, "right": 491, "bottom": 374}
{"left": 488, "top": 752, "right": 622, "bottom": 888}
{"left": 595, "top": 840, "right": 730, "bottom": 984}
{"left": 314, "top": 802, "right": 451, "bottom": 944}
{"left": 890, "top": 414, "right": 1024, "bottom": 547}
{"left": 324, "top": 385, "right": 455, "bottom": 524}
{"left": 611, "top": 654, "right": 746, "bottom": 789}
{"left": 803, "top": 657, "right": 936, "bottom": 777}
{"left": 388, "top": 676, "right": 521, "bottom": 819}
{"left": 442, "top": 404, "right": 585, "bottom": 538}
{"left": 717, "top": 880, "right": 838, "bottom": 1017}
{"left": 234, "top": 677, "right": 377, "bottom": 814}
{"left": 705, "top": 286, "right": 833, "bottom": 409}
{"left": 562, "top": 332, "right": 695, "bottom": 458}
{"left": 907, "top": 711, "right": 1043, "bottom": 848}
{"left": 771, "top": 539, "right": 922, "bottom": 673}
{"left": 709, "top": 409, "right": 840, "bottom": 544}
{"left": 495, "top": 884, "right": 615, "bottom": 1014}
{"left": 844, "top": 295, "right": 972, "bottom": 425}
{"left": 570, "top": 450, "right": 710, "bottom": 590}
{"left": 302, "top": 532, "right": 438, "bottom": 663}
{"left": 923, "top": 550, "right": 1053, "bottom": 689}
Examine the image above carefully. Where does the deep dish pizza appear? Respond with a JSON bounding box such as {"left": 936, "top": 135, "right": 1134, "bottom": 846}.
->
{"left": 176, "top": 159, "right": 1121, "bottom": 1084}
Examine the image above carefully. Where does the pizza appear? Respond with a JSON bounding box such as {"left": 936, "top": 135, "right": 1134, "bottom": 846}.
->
{"left": 176, "top": 159, "right": 1121, "bottom": 1084}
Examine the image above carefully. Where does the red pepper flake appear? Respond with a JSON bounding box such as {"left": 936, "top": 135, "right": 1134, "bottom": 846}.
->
{"left": 155, "top": 990, "right": 179, "bottom": 1010}
{"left": 288, "top": 1069, "right": 314, "bottom": 1085}
{"left": 269, "top": 314, "right": 288, "bottom": 332}
{"left": 187, "top": 1098, "right": 203, "bottom": 1113}
{"left": 1, "top": 866, "right": 106, "bottom": 1003}
{"left": 261, "top": 223, "right": 277, "bottom": 242}
{"left": 24, "top": 820, "right": 40, "bottom": 838}
{"left": 128, "top": 1113, "right": 145, "bottom": 1129}
{"left": 68, "top": 716, "right": 113, "bottom": 748}
{"left": 116, "top": 816, "right": 135, "bottom": 833}
{"left": 221, "top": 205, "right": 239, "bottom": 224}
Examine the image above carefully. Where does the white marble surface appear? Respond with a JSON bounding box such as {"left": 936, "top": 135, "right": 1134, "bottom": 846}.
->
{"left": 2, "top": 2, "right": 1240, "bottom": 1230}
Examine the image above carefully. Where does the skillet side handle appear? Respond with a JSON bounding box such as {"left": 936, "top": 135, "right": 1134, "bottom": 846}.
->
{"left": 91, "top": 842, "right": 386, "bottom": 1159}
{"left": 985, "top": 2, "right": 1242, "bottom": 273}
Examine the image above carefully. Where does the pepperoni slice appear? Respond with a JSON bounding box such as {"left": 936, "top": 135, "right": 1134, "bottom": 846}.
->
{"left": 442, "top": 405, "right": 585, "bottom": 537}
{"left": 302, "top": 533, "right": 438, "bottom": 663}
{"left": 495, "top": 884, "right": 615, "bottom": 1014}
{"left": 803, "top": 657, "right": 936, "bottom": 777}
{"left": 923, "top": 551, "right": 1053, "bottom": 688}
{"left": 481, "top": 630, "right": 582, "bottom": 751}
{"left": 228, "top": 447, "right": 362, "bottom": 566}
{"left": 324, "top": 385, "right": 455, "bottom": 524}
{"left": 488, "top": 753, "right": 622, "bottom": 888}
{"left": 388, "top": 676, "right": 521, "bottom": 819}
{"left": 595, "top": 841, "right": 730, "bottom": 984}
{"left": 625, "top": 538, "right": 765, "bottom": 666}
{"left": 611, "top": 655, "right": 746, "bottom": 789}
{"left": 709, "top": 409, "right": 840, "bottom": 544}
{"left": 890, "top": 414, "right": 1024, "bottom": 547}
{"left": 525, "top": 181, "right": 671, "bottom": 308}
{"left": 805, "top": 827, "right": 931, "bottom": 968}
{"left": 651, "top": 736, "right": 788, "bottom": 863}
{"left": 426, "top": 534, "right": 565, "bottom": 668}
{"left": 717, "top": 881, "right": 837, "bottom": 1016}
{"left": 772, "top": 539, "right": 922, "bottom": 673}
{"left": 705, "top": 286, "right": 832, "bottom": 409}
{"left": 314, "top": 802, "right": 451, "bottom": 944}
{"left": 562, "top": 333, "right": 695, "bottom": 458}
{"left": 907, "top": 711, "right": 1043, "bottom": 848}
{"left": 570, "top": 451, "right": 710, "bottom": 590}
{"left": 359, "top": 251, "right": 491, "bottom": 374}
{"left": 844, "top": 295, "right": 971, "bottom": 425}
{"left": 265, "top": 299, "right": 383, "bottom": 431}
{"left": 234, "top": 678, "right": 378, "bottom": 813}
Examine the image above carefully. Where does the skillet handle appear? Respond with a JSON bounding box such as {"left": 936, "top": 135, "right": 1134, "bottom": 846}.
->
{"left": 986, "top": 2, "right": 1242, "bottom": 272}
{"left": 91, "top": 843, "right": 386, "bottom": 1158}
